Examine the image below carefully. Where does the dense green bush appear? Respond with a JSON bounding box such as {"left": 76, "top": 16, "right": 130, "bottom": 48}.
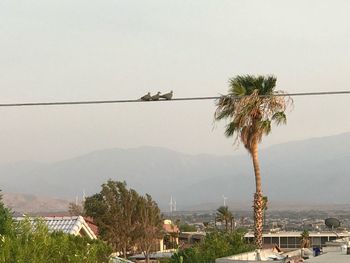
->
{"left": 0, "top": 217, "right": 112, "bottom": 263}
{"left": 179, "top": 223, "right": 197, "bottom": 232}
{"left": 169, "top": 230, "right": 254, "bottom": 263}
{"left": 0, "top": 193, "right": 12, "bottom": 237}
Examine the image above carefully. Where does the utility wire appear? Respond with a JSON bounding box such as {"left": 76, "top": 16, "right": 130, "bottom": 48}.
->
{"left": 0, "top": 91, "right": 350, "bottom": 107}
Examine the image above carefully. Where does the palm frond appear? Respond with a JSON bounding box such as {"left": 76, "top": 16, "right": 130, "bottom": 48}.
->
{"left": 260, "top": 75, "right": 276, "bottom": 95}
{"left": 272, "top": 111, "right": 287, "bottom": 125}
{"left": 225, "top": 121, "right": 238, "bottom": 137}
{"left": 229, "top": 80, "right": 246, "bottom": 96}
{"left": 258, "top": 120, "right": 271, "bottom": 135}
{"left": 214, "top": 96, "right": 237, "bottom": 120}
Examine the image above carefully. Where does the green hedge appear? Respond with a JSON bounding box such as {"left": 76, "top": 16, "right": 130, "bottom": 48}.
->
{"left": 169, "top": 230, "right": 254, "bottom": 263}
{"left": 0, "top": 217, "right": 112, "bottom": 263}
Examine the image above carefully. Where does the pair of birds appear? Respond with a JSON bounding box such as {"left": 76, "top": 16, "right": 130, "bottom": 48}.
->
{"left": 140, "top": 91, "right": 173, "bottom": 101}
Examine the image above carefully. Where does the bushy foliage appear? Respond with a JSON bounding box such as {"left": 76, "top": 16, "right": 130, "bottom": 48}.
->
{"left": 84, "top": 180, "right": 163, "bottom": 261}
{"left": 169, "top": 231, "right": 254, "bottom": 263}
{"left": 0, "top": 191, "right": 13, "bottom": 236}
{"left": 179, "top": 223, "right": 197, "bottom": 232}
{"left": 0, "top": 217, "right": 112, "bottom": 263}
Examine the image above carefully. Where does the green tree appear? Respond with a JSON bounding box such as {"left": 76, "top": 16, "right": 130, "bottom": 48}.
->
{"left": 170, "top": 251, "right": 183, "bottom": 263}
{"left": 216, "top": 206, "right": 234, "bottom": 232}
{"left": 85, "top": 180, "right": 163, "bottom": 261}
{"left": 134, "top": 194, "right": 164, "bottom": 263}
{"left": 215, "top": 75, "right": 291, "bottom": 249}
{"left": 179, "top": 223, "right": 197, "bottom": 232}
{"left": 0, "top": 191, "right": 13, "bottom": 236}
{"left": 85, "top": 181, "right": 138, "bottom": 258}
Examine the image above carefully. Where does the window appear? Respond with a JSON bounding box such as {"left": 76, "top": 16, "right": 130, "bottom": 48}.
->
{"left": 271, "top": 237, "right": 279, "bottom": 245}
{"left": 264, "top": 237, "right": 272, "bottom": 244}
{"left": 280, "top": 237, "right": 287, "bottom": 248}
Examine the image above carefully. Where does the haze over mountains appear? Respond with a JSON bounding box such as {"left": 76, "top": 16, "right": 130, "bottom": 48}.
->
{"left": 1, "top": 132, "right": 350, "bottom": 212}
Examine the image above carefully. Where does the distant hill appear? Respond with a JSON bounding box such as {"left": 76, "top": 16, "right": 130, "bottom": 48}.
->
{"left": 2, "top": 192, "right": 70, "bottom": 213}
{"left": 1, "top": 132, "right": 350, "bottom": 212}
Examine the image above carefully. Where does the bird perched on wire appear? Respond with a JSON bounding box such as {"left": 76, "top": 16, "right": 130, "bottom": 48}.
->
{"left": 151, "top": 92, "right": 161, "bottom": 101}
{"left": 140, "top": 92, "right": 151, "bottom": 101}
{"left": 160, "top": 90, "right": 173, "bottom": 100}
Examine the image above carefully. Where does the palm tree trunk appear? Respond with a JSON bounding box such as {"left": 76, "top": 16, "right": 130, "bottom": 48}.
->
{"left": 251, "top": 139, "right": 263, "bottom": 250}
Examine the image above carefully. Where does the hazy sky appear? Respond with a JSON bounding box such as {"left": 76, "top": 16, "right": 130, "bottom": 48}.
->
{"left": 1, "top": 0, "right": 350, "bottom": 163}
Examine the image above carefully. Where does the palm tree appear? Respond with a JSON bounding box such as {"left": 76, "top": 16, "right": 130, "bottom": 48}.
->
{"left": 215, "top": 75, "right": 291, "bottom": 249}
{"left": 300, "top": 230, "right": 311, "bottom": 258}
{"left": 216, "top": 206, "right": 233, "bottom": 231}
{"left": 300, "top": 230, "right": 311, "bottom": 248}
{"left": 262, "top": 196, "right": 268, "bottom": 228}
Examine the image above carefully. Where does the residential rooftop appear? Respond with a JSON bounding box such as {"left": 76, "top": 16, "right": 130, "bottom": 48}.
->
{"left": 244, "top": 231, "right": 350, "bottom": 238}
{"left": 15, "top": 216, "right": 97, "bottom": 239}
{"left": 305, "top": 251, "right": 350, "bottom": 262}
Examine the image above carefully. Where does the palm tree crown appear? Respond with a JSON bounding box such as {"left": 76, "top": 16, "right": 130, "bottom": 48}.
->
{"left": 216, "top": 206, "right": 234, "bottom": 231}
{"left": 300, "top": 230, "right": 311, "bottom": 248}
{"left": 215, "top": 75, "right": 289, "bottom": 153}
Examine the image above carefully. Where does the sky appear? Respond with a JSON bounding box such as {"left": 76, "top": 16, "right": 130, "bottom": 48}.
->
{"left": 1, "top": 0, "right": 350, "bottom": 163}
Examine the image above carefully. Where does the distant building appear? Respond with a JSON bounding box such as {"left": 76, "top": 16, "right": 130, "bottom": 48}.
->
{"left": 245, "top": 231, "right": 350, "bottom": 249}
{"left": 15, "top": 216, "right": 97, "bottom": 239}
{"left": 179, "top": 231, "right": 206, "bottom": 245}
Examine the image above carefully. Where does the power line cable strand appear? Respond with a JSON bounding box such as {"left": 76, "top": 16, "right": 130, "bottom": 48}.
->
{"left": 0, "top": 91, "right": 350, "bottom": 107}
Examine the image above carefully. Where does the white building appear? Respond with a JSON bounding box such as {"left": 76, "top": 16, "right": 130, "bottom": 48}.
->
{"left": 244, "top": 231, "right": 350, "bottom": 249}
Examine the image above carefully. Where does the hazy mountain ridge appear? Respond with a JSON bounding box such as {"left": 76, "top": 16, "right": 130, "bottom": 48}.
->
{"left": 2, "top": 193, "right": 70, "bottom": 213}
{"left": 1, "top": 132, "right": 350, "bottom": 212}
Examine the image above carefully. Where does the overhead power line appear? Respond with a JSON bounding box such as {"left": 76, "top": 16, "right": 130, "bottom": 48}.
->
{"left": 0, "top": 91, "right": 350, "bottom": 108}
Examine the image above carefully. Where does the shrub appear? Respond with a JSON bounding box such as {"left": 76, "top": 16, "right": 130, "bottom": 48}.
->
{"left": 170, "top": 230, "right": 254, "bottom": 263}
{"left": 0, "top": 217, "right": 112, "bottom": 263}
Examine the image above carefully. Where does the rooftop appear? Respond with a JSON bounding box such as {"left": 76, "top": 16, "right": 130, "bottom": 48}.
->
{"left": 245, "top": 231, "right": 350, "bottom": 238}
{"left": 15, "top": 216, "right": 97, "bottom": 239}
{"left": 216, "top": 247, "right": 307, "bottom": 262}
{"left": 306, "top": 251, "right": 350, "bottom": 262}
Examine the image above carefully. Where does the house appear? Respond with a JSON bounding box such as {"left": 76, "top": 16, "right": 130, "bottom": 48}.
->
{"left": 15, "top": 216, "right": 97, "bottom": 239}
{"left": 161, "top": 219, "right": 179, "bottom": 251}
{"left": 179, "top": 231, "right": 206, "bottom": 245}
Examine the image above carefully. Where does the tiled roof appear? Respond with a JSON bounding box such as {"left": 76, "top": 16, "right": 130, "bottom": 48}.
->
{"left": 15, "top": 216, "right": 97, "bottom": 239}
{"left": 84, "top": 216, "right": 99, "bottom": 236}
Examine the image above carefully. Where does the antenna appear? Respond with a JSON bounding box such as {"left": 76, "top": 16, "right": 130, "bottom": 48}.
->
{"left": 174, "top": 199, "right": 177, "bottom": 212}
{"left": 222, "top": 195, "right": 228, "bottom": 207}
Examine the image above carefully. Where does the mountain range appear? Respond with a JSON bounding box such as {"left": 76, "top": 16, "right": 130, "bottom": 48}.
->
{"left": 1, "top": 132, "right": 350, "bottom": 212}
